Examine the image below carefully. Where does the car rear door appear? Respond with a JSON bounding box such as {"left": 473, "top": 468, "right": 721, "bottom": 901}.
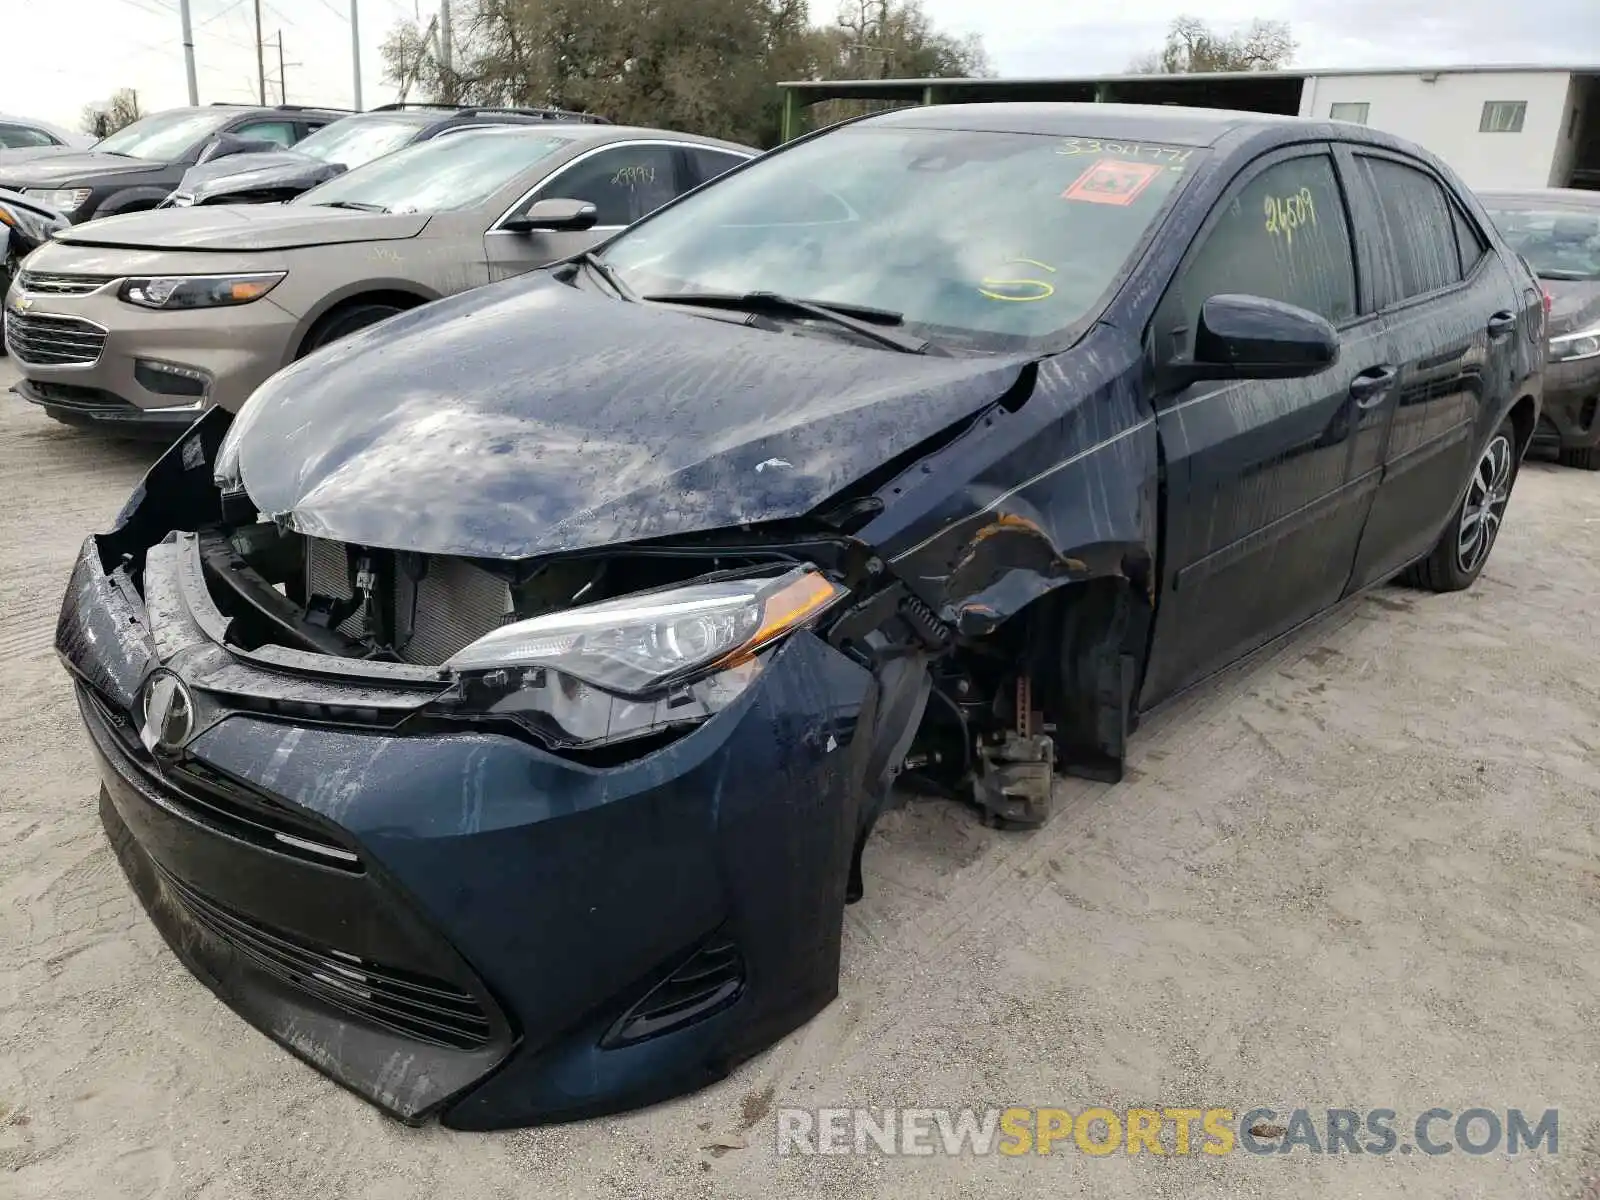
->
{"left": 1140, "top": 143, "right": 1393, "bottom": 706}
{"left": 483, "top": 141, "right": 688, "bottom": 283}
{"left": 1340, "top": 149, "right": 1525, "bottom": 591}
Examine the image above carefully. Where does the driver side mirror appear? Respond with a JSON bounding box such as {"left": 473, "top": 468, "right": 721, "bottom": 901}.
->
{"left": 1171, "top": 294, "right": 1340, "bottom": 384}
{"left": 502, "top": 197, "right": 599, "bottom": 234}
{"left": 195, "top": 135, "right": 282, "bottom": 165}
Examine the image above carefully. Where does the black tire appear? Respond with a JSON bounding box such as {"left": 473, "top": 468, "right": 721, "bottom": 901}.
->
{"left": 299, "top": 302, "right": 405, "bottom": 357}
{"left": 1558, "top": 443, "right": 1600, "bottom": 471}
{"left": 1400, "top": 416, "right": 1519, "bottom": 593}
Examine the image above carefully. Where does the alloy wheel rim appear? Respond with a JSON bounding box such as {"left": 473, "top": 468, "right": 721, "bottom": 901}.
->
{"left": 1457, "top": 434, "right": 1512, "bottom": 574}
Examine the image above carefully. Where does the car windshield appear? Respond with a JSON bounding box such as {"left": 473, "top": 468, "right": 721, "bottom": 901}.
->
{"left": 0, "top": 124, "right": 57, "bottom": 149}
{"left": 294, "top": 130, "right": 570, "bottom": 213}
{"left": 1481, "top": 201, "right": 1600, "bottom": 281}
{"left": 293, "top": 115, "right": 427, "bottom": 168}
{"left": 95, "top": 109, "right": 233, "bottom": 160}
{"left": 600, "top": 125, "right": 1200, "bottom": 351}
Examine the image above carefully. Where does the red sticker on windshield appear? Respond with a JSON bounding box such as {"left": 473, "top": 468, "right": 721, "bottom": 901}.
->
{"left": 1062, "top": 159, "right": 1166, "bottom": 206}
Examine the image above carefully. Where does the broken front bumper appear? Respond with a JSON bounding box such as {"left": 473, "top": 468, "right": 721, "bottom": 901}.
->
{"left": 57, "top": 519, "right": 874, "bottom": 1127}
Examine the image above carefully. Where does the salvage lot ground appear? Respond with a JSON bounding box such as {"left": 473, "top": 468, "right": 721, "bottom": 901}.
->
{"left": 0, "top": 356, "right": 1597, "bottom": 1199}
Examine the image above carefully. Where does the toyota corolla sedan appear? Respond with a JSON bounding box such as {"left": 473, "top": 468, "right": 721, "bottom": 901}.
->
{"left": 1479, "top": 188, "right": 1600, "bottom": 469}
{"left": 6, "top": 124, "right": 753, "bottom": 433}
{"left": 57, "top": 104, "right": 1541, "bottom": 1128}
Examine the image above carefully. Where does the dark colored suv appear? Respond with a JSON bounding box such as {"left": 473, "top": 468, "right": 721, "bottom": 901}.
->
{"left": 165, "top": 103, "right": 611, "bottom": 207}
{"left": 0, "top": 104, "right": 350, "bottom": 224}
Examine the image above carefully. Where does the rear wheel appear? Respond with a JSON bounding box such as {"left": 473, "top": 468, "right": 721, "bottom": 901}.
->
{"left": 1558, "top": 443, "right": 1600, "bottom": 471}
{"left": 299, "top": 302, "right": 406, "bottom": 357}
{"left": 1401, "top": 417, "right": 1518, "bottom": 592}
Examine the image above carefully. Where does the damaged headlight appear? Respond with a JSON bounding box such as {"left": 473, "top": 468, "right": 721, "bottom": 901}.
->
{"left": 447, "top": 566, "right": 845, "bottom": 694}
{"left": 119, "top": 272, "right": 285, "bottom": 310}
{"left": 440, "top": 566, "right": 847, "bottom": 749}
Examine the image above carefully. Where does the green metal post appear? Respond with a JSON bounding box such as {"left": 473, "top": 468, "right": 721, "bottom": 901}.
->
{"left": 922, "top": 85, "right": 941, "bottom": 107}
{"left": 781, "top": 88, "right": 800, "bottom": 144}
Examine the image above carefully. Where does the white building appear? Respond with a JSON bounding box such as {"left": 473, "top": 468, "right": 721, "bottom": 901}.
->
{"left": 1298, "top": 67, "right": 1596, "bottom": 190}
{"left": 780, "top": 64, "right": 1600, "bottom": 192}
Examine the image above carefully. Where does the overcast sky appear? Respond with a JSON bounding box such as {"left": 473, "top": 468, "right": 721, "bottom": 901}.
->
{"left": 3, "top": 0, "right": 1598, "bottom": 132}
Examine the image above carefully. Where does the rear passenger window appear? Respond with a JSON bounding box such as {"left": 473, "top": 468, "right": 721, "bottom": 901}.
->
{"left": 1453, "top": 205, "right": 1488, "bottom": 275}
{"left": 538, "top": 145, "right": 680, "bottom": 226}
{"left": 1358, "top": 156, "right": 1463, "bottom": 301}
{"left": 688, "top": 148, "right": 749, "bottom": 187}
{"left": 1156, "top": 153, "right": 1356, "bottom": 358}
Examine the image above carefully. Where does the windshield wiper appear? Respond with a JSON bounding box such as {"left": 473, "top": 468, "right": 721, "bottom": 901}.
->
{"left": 576, "top": 250, "right": 638, "bottom": 302}
{"left": 316, "top": 199, "right": 389, "bottom": 213}
{"left": 641, "top": 290, "right": 935, "bottom": 354}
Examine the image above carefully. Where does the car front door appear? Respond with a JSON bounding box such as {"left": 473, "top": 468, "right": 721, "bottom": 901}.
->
{"left": 483, "top": 142, "right": 687, "bottom": 283}
{"left": 1340, "top": 149, "right": 1525, "bottom": 590}
{"left": 1140, "top": 144, "right": 1393, "bottom": 706}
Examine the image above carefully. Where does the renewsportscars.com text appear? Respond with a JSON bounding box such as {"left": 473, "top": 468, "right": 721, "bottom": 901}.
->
{"left": 775, "top": 1106, "right": 1560, "bottom": 1157}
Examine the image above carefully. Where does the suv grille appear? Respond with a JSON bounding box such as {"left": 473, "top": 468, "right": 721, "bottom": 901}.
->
{"left": 4, "top": 310, "right": 106, "bottom": 366}
{"left": 157, "top": 866, "right": 494, "bottom": 1050}
{"left": 16, "top": 270, "right": 115, "bottom": 296}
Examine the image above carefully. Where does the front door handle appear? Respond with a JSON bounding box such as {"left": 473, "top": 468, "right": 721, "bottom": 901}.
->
{"left": 1349, "top": 365, "right": 1397, "bottom": 409}
{"left": 1487, "top": 310, "right": 1517, "bottom": 339}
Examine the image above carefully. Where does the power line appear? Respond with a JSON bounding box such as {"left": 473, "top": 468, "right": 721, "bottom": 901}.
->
{"left": 197, "top": 0, "right": 250, "bottom": 28}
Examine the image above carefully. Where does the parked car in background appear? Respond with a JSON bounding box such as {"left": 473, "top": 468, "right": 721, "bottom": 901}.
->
{"left": 6, "top": 123, "right": 755, "bottom": 432}
{"left": 55, "top": 104, "right": 1542, "bottom": 1129}
{"left": 165, "top": 103, "right": 611, "bottom": 208}
{"left": 0, "top": 188, "right": 68, "bottom": 327}
{"left": 0, "top": 111, "right": 91, "bottom": 155}
{"left": 1479, "top": 188, "right": 1600, "bottom": 469}
{"left": 0, "top": 104, "right": 351, "bottom": 225}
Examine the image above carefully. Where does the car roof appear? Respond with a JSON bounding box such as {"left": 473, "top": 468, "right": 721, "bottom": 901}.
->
{"left": 437, "top": 123, "right": 756, "bottom": 154}
{"left": 864, "top": 101, "right": 1302, "bottom": 147}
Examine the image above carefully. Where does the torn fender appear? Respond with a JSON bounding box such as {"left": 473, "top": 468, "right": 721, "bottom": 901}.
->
{"left": 855, "top": 325, "right": 1160, "bottom": 633}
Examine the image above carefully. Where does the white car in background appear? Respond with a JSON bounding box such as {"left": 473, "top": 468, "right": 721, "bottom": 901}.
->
{"left": 0, "top": 112, "right": 91, "bottom": 159}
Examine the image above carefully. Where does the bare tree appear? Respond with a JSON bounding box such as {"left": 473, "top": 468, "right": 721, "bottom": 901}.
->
{"left": 1130, "top": 15, "right": 1295, "bottom": 73}
{"left": 81, "top": 88, "right": 144, "bottom": 138}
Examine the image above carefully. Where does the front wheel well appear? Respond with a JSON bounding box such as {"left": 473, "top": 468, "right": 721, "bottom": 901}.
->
{"left": 295, "top": 290, "right": 429, "bottom": 359}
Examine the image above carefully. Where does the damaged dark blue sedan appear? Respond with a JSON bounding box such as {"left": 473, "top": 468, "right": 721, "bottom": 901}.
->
{"left": 57, "top": 103, "right": 1544, "bottom": 1128}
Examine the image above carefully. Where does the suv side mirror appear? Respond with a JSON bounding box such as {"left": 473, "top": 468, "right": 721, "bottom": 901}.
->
{"left": 1175, "top": 294, "right": 1340, "bottom": 383}
{"left": 502, "top": 198, "right": 599, "bottom": 234}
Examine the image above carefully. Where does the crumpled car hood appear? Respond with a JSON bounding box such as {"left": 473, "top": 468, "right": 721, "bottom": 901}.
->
{"left": 1544, "top": 278, "right": 1600, "bottom": 337}
{"left": 231, "top": 274, "right": 1032, "bottom": 559}
{"left": 176, "top": 150, "right": 344, "bottom": 204}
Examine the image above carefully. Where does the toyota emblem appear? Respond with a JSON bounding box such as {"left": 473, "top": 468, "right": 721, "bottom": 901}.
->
{"left": 139, "top": 669, "right": 195, "bottom": 753}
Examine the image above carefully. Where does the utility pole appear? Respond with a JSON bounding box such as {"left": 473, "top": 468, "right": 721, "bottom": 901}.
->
{"left": 277, "top": 32, "right": 287, "bottom": 103}
{"left": 178, "top": 0, "right": 199, "bottom": 104}
{"left": 254, "top": 0, "right": 266, "bottom": 105}
{"left": 440, "top": 0, "right": 453, "bottom": 76}
{"left": 350, "top": 0, "right": 363, "bottom": 109}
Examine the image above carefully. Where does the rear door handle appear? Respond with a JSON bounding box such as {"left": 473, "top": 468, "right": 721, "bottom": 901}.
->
{"left": 1349, "top": 365, "right": 1397, "bottom": 408}
{"left": 1487, "top": 310, "right": 1517, "bottom": 339}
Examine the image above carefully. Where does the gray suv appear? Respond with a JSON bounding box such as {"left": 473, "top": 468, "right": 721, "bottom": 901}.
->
{"left": 5, "top": 124, "right": 755, "bottom": 433}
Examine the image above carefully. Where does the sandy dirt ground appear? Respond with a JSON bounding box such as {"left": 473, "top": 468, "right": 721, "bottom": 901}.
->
{"left": 1, "top": 357, "right": 1597, "bottom": 1199}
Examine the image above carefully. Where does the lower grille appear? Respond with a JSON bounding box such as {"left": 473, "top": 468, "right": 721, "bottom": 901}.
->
{"left": 305, "top": 538, "right": 515, "bottom": 664}
{"left": 18, "top": 381, "right": 132, "bottom": 414}
{"left": 4, "top": 310, "right": 107, "bottom": 366}
{"left": 157, "top": 866, "right": 494, "bottom": 1050}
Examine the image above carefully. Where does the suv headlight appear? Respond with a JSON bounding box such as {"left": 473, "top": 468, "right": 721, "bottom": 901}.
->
{"left": 120, "top": 272, "right": 285, "bottom": 310}
{"left": 1549, "top": 322, "right": 1600, "bottom": 364}
{"left": 25, "top": 187, "right": 90, "bottom": 214}
{"left": 447, "top": 566, "right": 845, "bottom": 695}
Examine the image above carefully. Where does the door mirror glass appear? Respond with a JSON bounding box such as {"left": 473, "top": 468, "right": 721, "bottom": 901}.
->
{"left": 504, "top": 197, "right": 599, "bottom": 233}
{"left": 1181, "top": 293, "right": 1340, "bottom": 381}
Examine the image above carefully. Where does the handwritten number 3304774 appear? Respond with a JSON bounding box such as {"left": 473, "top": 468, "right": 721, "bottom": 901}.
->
{"left": 1265, "top": 188, "right": 1317, "bottom": 243}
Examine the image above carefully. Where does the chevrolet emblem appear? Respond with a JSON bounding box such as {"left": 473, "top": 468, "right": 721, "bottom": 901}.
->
{"left": 14, "top": 296, "right": 31, "bottom": 312}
